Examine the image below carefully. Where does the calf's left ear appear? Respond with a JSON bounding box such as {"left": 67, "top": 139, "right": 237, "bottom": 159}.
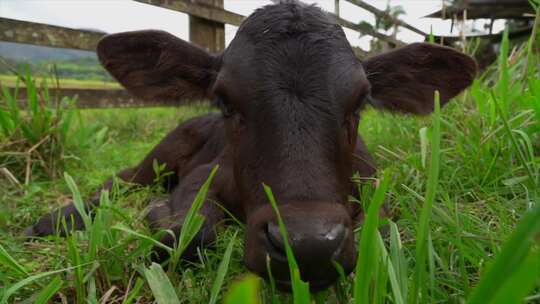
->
{"left": 362, "top": 43, "right": 478, "bottom": 114}
{"left": 97, "top": 30, "right": 218, "bottom": 102}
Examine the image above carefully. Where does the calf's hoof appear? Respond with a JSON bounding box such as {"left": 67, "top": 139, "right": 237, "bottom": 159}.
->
{"left": 150, "top": 225, "right": 217, "bottom": 265}
{"left": 23, "top": 226, "right": 37, "bottom": 237}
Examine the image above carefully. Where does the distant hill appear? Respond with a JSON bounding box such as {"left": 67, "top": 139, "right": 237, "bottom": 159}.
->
{"left": 0, "top": 42, "right": 113, "bottom": 82}
{"left": 0, "top": 41, "right": 97, "bottom": 62}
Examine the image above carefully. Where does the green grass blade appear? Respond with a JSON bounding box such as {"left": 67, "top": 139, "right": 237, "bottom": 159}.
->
{"left": 496, "top": 28, "right": 510, "bottom": 113}
{"left": 224, "top": 274, "right": 261, "bottom": 304}
{"left": 33, "top": 276, "right": 63, "bottom": 304}
{"left": 263, "top": 184, "right": 311, "bottom": 304}
{"left": 411, "top": 91, "right": 441, "bottom": 304}
{"left": 112, "top": 224, "right": 173, "bottom": 253}
{"left": 0, "top": 243, "right": 28, "bottom": 276}
{"left": 64, "top": 172, "right": 92, "bottom": 231}
{"left": 491, "top": 91, "right": 538, "bottom": 191}
{"left": 122, "top": 278, "right": 144, "bottom": 304}
{"left": 428, "top": 26, "right": 435, "bottom": 44}
{"left": 170, "top": 165, "right": 219, "bottom": 269}
{"left": 1, "top": 264, "right": 85, "bottom": 303}
{"left": 0, "top": 106, "right": 14, "bottom": 136}
{"left": 87, "top": 208, "right": 104, "bottom": 262}
{"left": 87, "top": 277, "right": 98, "bottom": 304}
{"left": 20, "top": 123, "right": 37, "bottom": 143}
{"left": 143, "top": 262, "right": 180, "bottom": 304}
{"left": 25, "top": 67, "right": 38, "bottom": 117}
{"left": 389, "top": 221, "right": 408, "bottom": 300}
{"left": 354, "top": 169, "right": 391, "bottom": 304}
{"left": 427, "top": 233, "right": 436, "bottom": 300}
{"left": 209, "top": 230, "right": 238, "bottom": 304}
{"left": 2, "top": 82, "right": 21, "bottom": 127}
{"left": 265, "top": 255, "right": 278, "bottom": 304}
{"left": 468, "top": 202, "right": 540, "bottom": 304}
{"left": 376, "top": 232, "right": 404, "bottom": 304}
{"left": 491, "top": 250, "right": 540, "bottom": 304}
{"left": 419, "top": 127, "right": 428, "bottom": 169}
{"left": 67, "top": 236, "right": 85, "bottom": 303}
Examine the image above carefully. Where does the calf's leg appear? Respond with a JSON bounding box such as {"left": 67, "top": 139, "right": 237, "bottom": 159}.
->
{"left": 146, "top": 162, "right": 229, "bottom": 262}
{"left": 24, "top": 167, "right": 142, "bottom": 237}
{"left": 24, "top": 115, "right": 220, "bottom": 237}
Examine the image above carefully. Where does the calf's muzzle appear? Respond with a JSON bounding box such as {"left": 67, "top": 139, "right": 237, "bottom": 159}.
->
{"left": 244, "top": 201, "right": 356, "bottom": 290}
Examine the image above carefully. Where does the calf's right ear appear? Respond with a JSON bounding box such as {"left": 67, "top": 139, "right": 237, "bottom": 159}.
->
{"left": 362, "top": 43, "right": 478, "bottom": 115}
{"left": 97, "top": 30, "right": 218, "bottom": 102}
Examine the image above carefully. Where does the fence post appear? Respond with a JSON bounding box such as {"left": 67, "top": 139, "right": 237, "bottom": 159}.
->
{"left": 189, "top": 0, "right": 225, "bottom": 53}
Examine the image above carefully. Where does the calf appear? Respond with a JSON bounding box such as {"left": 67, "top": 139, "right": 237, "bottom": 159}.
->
{"left": 26, "top": 1, "right": 477, "bottom": 290}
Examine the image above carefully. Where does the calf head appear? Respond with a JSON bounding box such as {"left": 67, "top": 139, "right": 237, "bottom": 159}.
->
{"left": 97, "top": 1, "right": 476, "bottom": 290}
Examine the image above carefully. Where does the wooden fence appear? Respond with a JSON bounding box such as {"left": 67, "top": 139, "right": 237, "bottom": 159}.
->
{"left": 0, "top": 0, "right": 426, "bottom": 108}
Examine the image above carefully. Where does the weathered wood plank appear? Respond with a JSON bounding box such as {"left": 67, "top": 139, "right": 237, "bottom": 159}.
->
{"left": 432, "top": 26, "right": 533, "bottom": 44}
{"left": 11, "top": 87, "right": 190, "bottom": 108}
{"left": 134, "top": 0, "right": 244, "bottom": 26}
{"left": 189, "top": 0, "right": 225, "bottom": 52}
{"left": 136, "top": 0, "right": 404, "bottom": 46}
{"left": 0, "top": 17, "right": 104, "bottom": 51}
{"left": 426, "top": 0, "right": 534, "bottom": 19}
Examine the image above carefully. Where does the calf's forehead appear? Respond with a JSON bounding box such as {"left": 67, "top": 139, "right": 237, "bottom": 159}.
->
{"left": 214, "top": 2, "right": 369, "bottom": 111}
{"left": 219, "top": 34, "right": 368, "bottom": 112}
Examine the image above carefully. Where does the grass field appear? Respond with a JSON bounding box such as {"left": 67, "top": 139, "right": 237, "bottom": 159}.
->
{"left": 0, "top": 74, "right": 121, "bottom": 90}
{"left": 1, "top": 32, "right": 539, "bottom": 303}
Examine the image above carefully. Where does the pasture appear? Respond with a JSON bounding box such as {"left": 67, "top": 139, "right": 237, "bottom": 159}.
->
{"left": 1, "top": 25, "right": 539, "bottom": 304}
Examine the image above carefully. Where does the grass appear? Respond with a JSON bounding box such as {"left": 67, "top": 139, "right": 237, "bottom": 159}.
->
{"left": 410, "top": 92, "right": 441, "bottom": 304}
{"left": 353, "top": 169, "right": 392, "bottom": 303}
{"left": 1, "top": 27, "right": 540, "bottom": 304}
{"left": 0, "top": 71, "right": 78, "bottom": 184}
{"left": 264, "top": 185, "right": 310, "bottom": 304}
{"left": 0, "top": 74, "right": 121, "bottom": 90}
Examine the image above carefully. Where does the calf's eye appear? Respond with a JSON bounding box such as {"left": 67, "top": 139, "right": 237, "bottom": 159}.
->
{"left": 216, "top": 95, "right": 235, "bottom": 118}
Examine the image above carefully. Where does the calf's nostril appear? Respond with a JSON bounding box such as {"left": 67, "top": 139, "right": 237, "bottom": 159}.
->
{"left": 265, "top": 221, "right": 348, "bottom": 259}
{"left": 325, "top": 224, "right": 346, "bottom": 242}
{"left": 329, "top": 224, "right": 348, "bottom": 258}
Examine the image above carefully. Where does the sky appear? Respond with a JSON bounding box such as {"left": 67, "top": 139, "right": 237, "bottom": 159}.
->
{"left": 0, "top": 0, "right": 504, "bottom": 51}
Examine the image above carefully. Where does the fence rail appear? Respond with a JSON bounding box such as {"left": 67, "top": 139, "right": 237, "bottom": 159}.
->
{"left": 11, "top": 87, "right": 166, "bottom": 108}
{"left": 0, "top": 18, "right": 104, "bottom": 51}
{"left": 0, "top": 0, "right": 425, "bottom": 108}
{"left": 136, "top": 0, "right": 406, "bottom": 46}
{"left": 136, "top": 0, "right": 244, "bottom": 26}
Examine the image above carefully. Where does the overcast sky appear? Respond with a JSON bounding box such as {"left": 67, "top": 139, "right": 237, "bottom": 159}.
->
{"left": 0, "top": 0, "right": 504, "bottom": 50}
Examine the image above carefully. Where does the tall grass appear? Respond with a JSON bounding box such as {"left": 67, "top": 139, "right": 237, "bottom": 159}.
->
{"left": 0, "top": 69, "right": 110, "bottom": 186}
{"left": 264, "top": 185, "right": 311, "bottom": 304}
{"left": 468, "top": 202, "right": 540, "bottom": 303}
{"left": 353, "top": 169, "right": 392, "bottom": 303}
{"left": 0, "top": 70, "right": 76, "bottom": 183}
{"left": 410, "top": 92, "right": 442, "bottom": 304}
{"left": 0, "top": 165, "right": 220, "bottom": 303}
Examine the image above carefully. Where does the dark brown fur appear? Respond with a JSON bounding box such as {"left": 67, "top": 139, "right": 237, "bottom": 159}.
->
{"left": 26, "top": 1, "right": 477, "bottom": 291}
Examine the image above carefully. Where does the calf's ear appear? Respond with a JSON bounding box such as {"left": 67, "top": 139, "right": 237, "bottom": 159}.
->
{"left": 362, "top": 43, "right": 477, "bottom": 114}
{"left": 97, "top": 30, "right": 218, "bottom": 102}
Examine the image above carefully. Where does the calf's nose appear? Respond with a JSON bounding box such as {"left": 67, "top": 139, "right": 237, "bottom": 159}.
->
{"left": 266, "top": 221, "right": 348, "bottom": 261}
{"left": 244, "top": 202, "right": 356, "bottom": 290}
{"left": 263, "top": 219, "right": 352, "bottom": 290}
